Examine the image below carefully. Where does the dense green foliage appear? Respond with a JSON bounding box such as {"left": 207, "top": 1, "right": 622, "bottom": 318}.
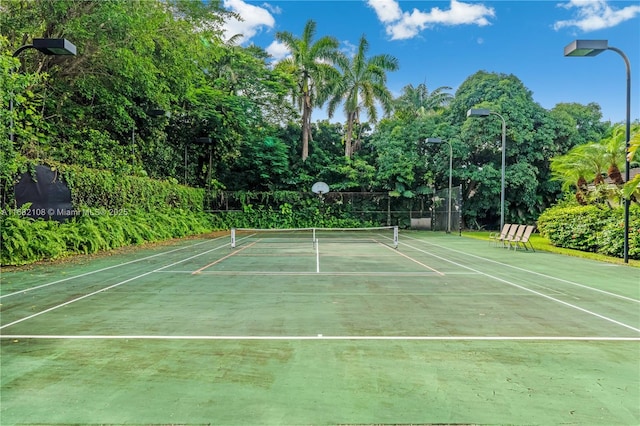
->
{"left": 1, "top": 208, "right": 212, "bottom": 265}
{"left": 537, "top": 202, "right": 640, "bottom": 259}
{"left": 2, "top": 0, "right": 639, "bottom": 264}
{"left": 56, "top": 163, "right": 205, "bottom": 212}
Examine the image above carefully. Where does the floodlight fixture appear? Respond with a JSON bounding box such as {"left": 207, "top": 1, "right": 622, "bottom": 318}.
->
{"left": 564, "top": 40, "right": 608, "bottom": 57}
{"left": 13, "top": 38, "right": 77, "bottom": 57}
{"left": 467, "top": 108, "right": 491, "bottom": 118}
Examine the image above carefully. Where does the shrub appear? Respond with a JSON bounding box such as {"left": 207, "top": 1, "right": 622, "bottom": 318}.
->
{"left": 537, "top": 203, "right": 640, "bottom": 260}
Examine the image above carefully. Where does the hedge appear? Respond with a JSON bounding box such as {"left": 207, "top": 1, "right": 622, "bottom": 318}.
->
{"left": 537, "top": 203, "right": 640, "bottom": 260}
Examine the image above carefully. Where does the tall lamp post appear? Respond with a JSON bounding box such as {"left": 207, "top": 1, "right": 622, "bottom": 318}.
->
{"left": 564, "top": 39, "right": 631, "bottom": 264}
{"left": 467, "top": 108, "right": 507, "bottom": 230}
{"left": 426, "top": 138, "right": 453, "bottom": 233}
{"left": 10, "top": 38, "right": 77, "bottom": 142}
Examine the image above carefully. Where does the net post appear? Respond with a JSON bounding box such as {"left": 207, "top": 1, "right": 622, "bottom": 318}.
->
{"left": 312, "top": 228, "right": 316, "bottom": 248}
{"left": 231, "top": 228, "right": 236, "bottom": 248}
{"left": 393, "top": 226, "right": 399, "bottom": 249}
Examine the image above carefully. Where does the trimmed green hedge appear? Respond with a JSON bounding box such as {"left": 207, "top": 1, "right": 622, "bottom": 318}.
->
{"left": 537, "top": 203, "right": 640, "bottom": 260}
{"left": 56, "top": 163, "right": 204, "bottom": 212}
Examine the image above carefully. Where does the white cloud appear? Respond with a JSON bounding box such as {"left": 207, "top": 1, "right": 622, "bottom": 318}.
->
{"left": 554, "top": 0, "right": 640, "bottom": 31}
{"left": 222, "top": 0, "right": 276, "bottom": 44}
{"left": 265, "top": 40, "right": 290, "bottom": 62}
{"left": 367, "top": 0, "right": 403, "bottom": 23}
{"left": 369, "top": 0, "right": 495, "bottom": 41}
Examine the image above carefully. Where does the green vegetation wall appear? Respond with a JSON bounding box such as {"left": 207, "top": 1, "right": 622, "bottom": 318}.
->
{"left": 1, "top": 164, "right": 212, "bottom": 266}
{"left": 537, "top": 203, "right": 640, "bottom": 260}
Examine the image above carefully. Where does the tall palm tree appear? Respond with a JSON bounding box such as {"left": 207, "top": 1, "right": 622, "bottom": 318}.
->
{"left": 275, "top": 20, "right": 341, "bottom": 161}
{"left": 326, "top": 35, "right": 399, "bottom": 157}
{"left": 394, "top": 83, "right": 452, "bottom": 118}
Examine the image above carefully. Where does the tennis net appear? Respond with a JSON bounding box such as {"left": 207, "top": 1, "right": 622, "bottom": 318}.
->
{"left": 231, "top": 226, "right": 398, "bottom": 249}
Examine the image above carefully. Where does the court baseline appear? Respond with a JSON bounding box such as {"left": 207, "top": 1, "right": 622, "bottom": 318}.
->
{"left": 2, "top": 334, "right": 638, "bottom": 341}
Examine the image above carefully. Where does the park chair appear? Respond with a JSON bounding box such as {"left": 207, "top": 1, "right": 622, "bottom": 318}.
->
{"left": 504, "top": 225, "right": 527, "bottom": 249}
{"left": 489, "top": 223, "right": 512, "bottom": 247}
{"left": 513, "top": 225, "right": 536, "bottom": 251}
{"left": 500, "top": 224, "right": 520, "bottom": 248}
{"left": 506, "top": 224, "right": 526, "bottom": 249}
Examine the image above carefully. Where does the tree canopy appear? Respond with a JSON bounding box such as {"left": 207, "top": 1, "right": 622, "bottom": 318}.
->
{"left": 2, "top": 0, "right": 636, "bottom": 230}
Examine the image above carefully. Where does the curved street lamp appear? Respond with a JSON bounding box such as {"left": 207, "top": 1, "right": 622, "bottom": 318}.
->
{"left": 10, "top": 38, "right": 77, "bottom": 142}
{"left": 426, "top": 138, "right": 453, "bottom": 233}
{"left": 564, "top": 39, "right": 631, "bottom": 263}
{"left": 467, "top": 108, "right": 507, "bottom": 231}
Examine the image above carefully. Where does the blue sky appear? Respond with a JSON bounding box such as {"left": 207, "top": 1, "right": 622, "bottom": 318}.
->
{"left": 221, "top": 0, "right": 640, "bottom": 124}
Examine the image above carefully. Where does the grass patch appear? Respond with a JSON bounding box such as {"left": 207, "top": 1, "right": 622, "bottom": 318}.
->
{"left": 462, "top": 231, "right": 640, "bottom": 268}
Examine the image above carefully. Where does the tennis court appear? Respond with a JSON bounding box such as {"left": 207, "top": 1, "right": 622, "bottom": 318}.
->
{"left": 1, "top": 228, "right": 638, "bottom": 425}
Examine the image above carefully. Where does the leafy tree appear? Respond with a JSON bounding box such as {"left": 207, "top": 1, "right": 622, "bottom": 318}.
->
{"left": 326, "top": 35, "right": 399, "bottom": 158}
{"left": 274, "top": 20, "right": 341, "bottom": 161}
{"left": 450, "top": 71, "right": 574, "bottom": 227}
{"left": 368, "top": 114, "right": 441, "bottom": 196}
{"left": 549, "top": 102, "right": 608, "bottom": 153}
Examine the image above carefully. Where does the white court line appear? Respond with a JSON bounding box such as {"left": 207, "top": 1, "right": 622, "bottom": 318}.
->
{"left": 380, "top": 242, "right": 444, "bottom": 275}
{"left": 1, "top": 334, "right": 638, "bottom": 341}
{"left": 192, "top": 241, "right": 257, "bottom": 274}
{"left": 155, "top": 270, "right": 450, "bottom": 276}
{"left": 0, "top": 235, "right": 226, "bottom": 300}
{"left": 399, "top": 238, "right": 640, "bottom": 334}
{"left": 405, "top": 234, "right": 640, "bottom": 304}
{"left": 0, "top": 241, "right": 231, "bottom": 331}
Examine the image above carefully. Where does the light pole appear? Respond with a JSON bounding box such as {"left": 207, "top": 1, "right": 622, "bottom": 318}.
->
{"left": 564, "top": 39, "right": 631, "bottom": 264}
{"left": 467, "top": 108, "right": 507, "bottom": 230}
{"left": 10, "top": 38, "right": 77, "bottom": 142}
{"left": 426, "top": 138, "right": 453, "bottom": 233}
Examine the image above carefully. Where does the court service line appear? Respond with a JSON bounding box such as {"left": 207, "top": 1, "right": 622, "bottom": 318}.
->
{"left": 1, "top": 334, "right": 638, "bottom": 341}
{"left": 399, "top": 239, "right": 640, "bottom": 334}
{"left": 0, "top": 235, "right": 226, "bottom": 300}
{"left": 0, "top": 242, "right": 231, "bottom": 331}
{"left": 156, "top": 270, "right": 451, "bottom": 276}
{"left": 403, "top": 235, "right": 640, "bottom": 304}
{"left": 380, "top": 242, "right": 444, "bottom": 275}
{"left": 192, "top": 241, "right": 257, "bottom": 274}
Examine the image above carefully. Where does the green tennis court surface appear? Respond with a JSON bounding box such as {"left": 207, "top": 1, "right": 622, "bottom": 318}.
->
{"left": 1, "top": 230, "right": 638, "bottom": 425}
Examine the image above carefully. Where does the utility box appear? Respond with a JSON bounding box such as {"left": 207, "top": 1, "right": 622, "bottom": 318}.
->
{"left": 410, "top": 217, "right": 431, "bottom": 230}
